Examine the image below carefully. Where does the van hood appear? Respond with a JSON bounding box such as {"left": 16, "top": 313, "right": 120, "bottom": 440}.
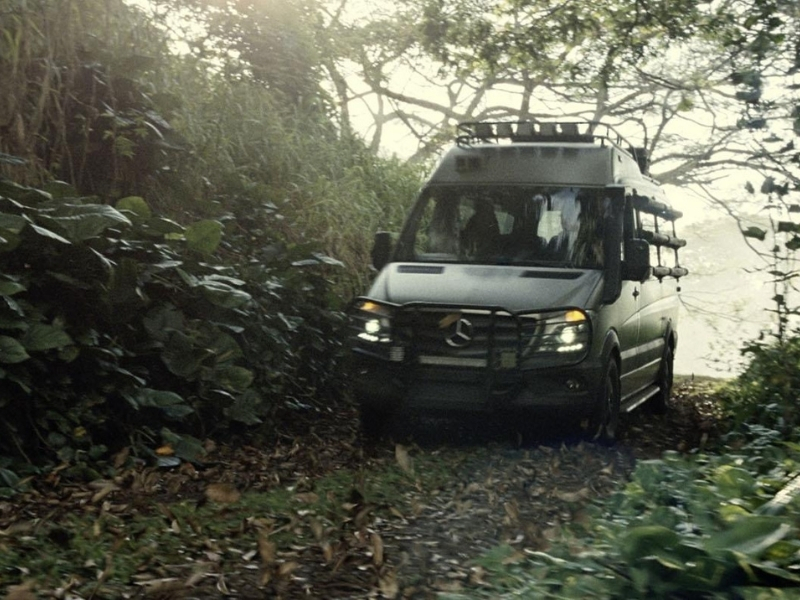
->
{"left": 367, "top": 263, "right": 604, "bottom": 312}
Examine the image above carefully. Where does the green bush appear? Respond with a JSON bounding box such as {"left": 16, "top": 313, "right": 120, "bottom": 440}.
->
{"left": 0, "top": 179, "right": 345, "bottom": 478}
{"left": 719, "top": 336, "right": 800, "bottom": 436}
{"left": 479, "top": 438, "right": 800, "bottom": 599}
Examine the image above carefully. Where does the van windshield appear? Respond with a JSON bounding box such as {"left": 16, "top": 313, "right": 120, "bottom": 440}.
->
{"left": 399, "top": 185, "right": 612, "bottom": 268}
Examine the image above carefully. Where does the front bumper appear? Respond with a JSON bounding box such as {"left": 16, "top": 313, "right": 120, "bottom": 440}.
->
{"left": 351, "top": 350, "right": 603, "bottom": 416}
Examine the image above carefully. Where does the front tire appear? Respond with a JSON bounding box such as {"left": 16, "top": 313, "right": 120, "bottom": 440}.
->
{"left": 650, "top": 343, "right": 674, "bottom": 414}
{"left": 588, "top": 357, "right": 621, "bottom": 444}
{"left": 359, "top": 405, "right": 389, "bottom": 439}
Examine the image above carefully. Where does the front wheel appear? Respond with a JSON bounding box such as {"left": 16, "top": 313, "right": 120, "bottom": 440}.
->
{"left": 649, "top": 343, "right": 674, "bottom": 414}
{"left": 588, "top": 358, "right": 621, "bottom": 444}
{"left": 359, "top": 405, "right": 389, "bottom": 439}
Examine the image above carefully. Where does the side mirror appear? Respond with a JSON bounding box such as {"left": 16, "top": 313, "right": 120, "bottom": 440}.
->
{"left": 371, "top": 231, "right": 393, "bottom": 270}
{"left": 623, "top": 239, "right": 651, "bottom": 281}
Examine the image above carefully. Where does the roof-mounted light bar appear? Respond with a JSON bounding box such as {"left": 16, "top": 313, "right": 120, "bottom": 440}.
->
{"left": 457, "top": 120, "right": 622, "bottom": 145}
{"left": 455, "top": 120, "right": 651, "bottom": 174}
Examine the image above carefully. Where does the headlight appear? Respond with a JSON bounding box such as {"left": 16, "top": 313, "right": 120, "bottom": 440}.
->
{"left": 353, "top": 300, "right": 394, "bottom": 343}
{"left": 521, "top": 309, "right": 590, "bottom": 366}
{"left": 350, "top": 300, "right": 406, "bottom": 362}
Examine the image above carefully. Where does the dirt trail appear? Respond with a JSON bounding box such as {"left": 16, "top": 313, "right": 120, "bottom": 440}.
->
{"left": 0, "top": 379, "right": 722, "bottom": 600}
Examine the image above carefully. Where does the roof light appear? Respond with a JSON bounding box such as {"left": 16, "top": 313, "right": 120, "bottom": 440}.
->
{"left": 497, "top": 123, "right": 514, "bottom": 138}
{"left": 516, "top": 122, "right": 534, "bottom": 137}
{"left": 561, "top": 123, "right": 579, "bottom": 136}
{"left": 475, "top": 123, "right": 494, "bottom": 138}
{"left": 540, "top": 123, "right": 557, "bottom": 136}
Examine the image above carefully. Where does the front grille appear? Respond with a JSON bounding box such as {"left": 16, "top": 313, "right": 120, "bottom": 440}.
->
{"left": 394, "top": 307, "right": 534, "bottom": 371}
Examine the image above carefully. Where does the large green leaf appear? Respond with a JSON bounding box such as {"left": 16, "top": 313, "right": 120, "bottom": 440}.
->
{"left": 20, "top": 323, "right": 73, "bottom": 352}
{"left": 143, "top": 305, "right": 185, "bottom": 342}
{"left": 108, "top": 257, "right": 144, "bottom": 306}
{"left": 127, "top": 388, "right": 194, "bottom": 419}
{"left": 185, "top": 219, "right": 222, "bottom": 255}
{"left": 146, "top": 217, "right": 184, "bottom": 236}
{"left": 215, "top": 365, "right": 254, "bottom": 392}
{"left": 42, "top": 180, "right": 78, "bottom": 198}
{"left": 28, "top": 223, "right": 71, "bottom": 244}
{"left": 0, "top": 336, "right": 29, "bottom": 364}
{"left": 225, "top": 389, "right": 264, "bottom": 425}
{"left": 705, "top": 517, "right": 793, "bottom": 558}
{"left": 0, "top": 180, "right": 51, "bottom": 203}
{"left": 162, "top": 331, "right": 205, "bottom": 378}
{"left": 198, "top": 279, "right": 252, "bottom": 309}
{"left": 0, "top": 279, "right": 25, "bottom": 296}
{"left": 621, "top": 526, "right": 681, "bottom": 562}
{"left": 201, "top": 327, "right": 242, "bottom": 361}
{"left": 160, "top": 428, "right": 206, "bottom": 462}
{"left": 116, "top": 196, "right": 152, "bottom": 219}
{"left": 0, "top": 213, "right": 26, "bottom": 234}
{"left": 41, "top": 203, "right": 131, "bottom": 241}
{"left": 714, "top": 465, "right": 756, "bottom": 498}
{"left": 0, "top": 468, "right": 20, "bottom": 488}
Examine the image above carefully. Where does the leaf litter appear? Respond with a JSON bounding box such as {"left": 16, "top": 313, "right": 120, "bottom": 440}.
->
{"left": 0, "top": 378, "right": 722, "bottom": 599}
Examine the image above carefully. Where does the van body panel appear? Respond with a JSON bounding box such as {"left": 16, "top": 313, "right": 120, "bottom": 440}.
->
{"left": 604, "top": 281, "right": 641, "bottom": 398}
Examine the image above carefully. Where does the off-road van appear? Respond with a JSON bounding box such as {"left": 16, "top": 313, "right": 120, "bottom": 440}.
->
{"left": 349, "top": 121, "right": 687, "bottom": 441}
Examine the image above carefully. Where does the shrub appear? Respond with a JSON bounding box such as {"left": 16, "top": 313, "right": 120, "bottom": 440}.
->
{"left": 718, "top": 335, "right": 800, "bottom": 436}
{"left": 480, "top": 439, "right": 800, "bottom": 599}
{"left": 0, "top": 179, "right": 345, "bottom": 476}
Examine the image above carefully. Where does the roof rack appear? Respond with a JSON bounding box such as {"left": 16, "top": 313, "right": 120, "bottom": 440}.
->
{"left": 456, "top": 120, "right": 650, "bottom": 174}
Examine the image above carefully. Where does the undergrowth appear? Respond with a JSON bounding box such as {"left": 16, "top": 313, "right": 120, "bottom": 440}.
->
{"left": 469, "top": 336, "right": 800, "bottom": 599}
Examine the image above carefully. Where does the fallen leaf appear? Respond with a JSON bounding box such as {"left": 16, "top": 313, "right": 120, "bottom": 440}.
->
{"left": 378, "top": 568, "right": 399, "bottom": 599}
{"left": 504, "top": 500, "right": 519, "bottom": 523}
{"left": 205, "top": 483, "right": 241, "bottom": 504}
{"left": 113, "top": 446, "right": 131, "bottom": 469}
{"left": 321, "top": 541, "right": 334, "bottom": 563}
{"left": 555, "top": 487, "right": 590, "bottom": 503}
{"left": 278, "top": 561, "right": 299, "bottom": 577}
{"left": 434, "top": 579, "right": 463, "bottom": 592}
{"left": 156, "top": 445, "right": 174, "bottom": 456}
{"left": 258, "top": 535, "right": 276, "bottom": 565}
{"left": 372, "top": 532, "right": 384, "bottom": 566}
{"left": 295, "top": 492, "right": 319, "bottom": 504}
{"left": 216, "top": 574, "right": 230, "bottom": 594}
{"left": 309, "top": 518, "right": 324, "bottom": 541}
{"left": 91, "top": 483, "right": 119, "bottom": 504}
{"left": 395, "top": 444, "right": 414, "bottom": 475}
{"left": 469, "top": 566, "right": 487, "bottom": 585}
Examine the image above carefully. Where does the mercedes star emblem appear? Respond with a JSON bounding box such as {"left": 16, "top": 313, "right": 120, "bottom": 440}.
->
{"left": 445, "top": 317, "right": 474, "bottom": 347}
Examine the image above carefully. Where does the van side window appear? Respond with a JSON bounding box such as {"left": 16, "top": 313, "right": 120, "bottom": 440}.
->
{"left": 633, "top": 193, "right": 687, "bottom": 279}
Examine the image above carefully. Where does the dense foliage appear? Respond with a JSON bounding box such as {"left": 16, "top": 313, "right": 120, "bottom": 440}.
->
{"left": 0, "top": 178, "right": 348, "bottom": 479}
{"left": 0, "top": 0, "right": 421, "bottom": 479}
{"left": 479, "top": 432, "right": 800, "bottom": 599}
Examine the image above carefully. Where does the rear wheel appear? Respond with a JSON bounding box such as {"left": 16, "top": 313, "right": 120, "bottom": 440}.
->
{"left": 588, "top": 358, "right": 621, "bottom": 444}
{"left": 650, "top": 343, "right": 674, "bottom": 414}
